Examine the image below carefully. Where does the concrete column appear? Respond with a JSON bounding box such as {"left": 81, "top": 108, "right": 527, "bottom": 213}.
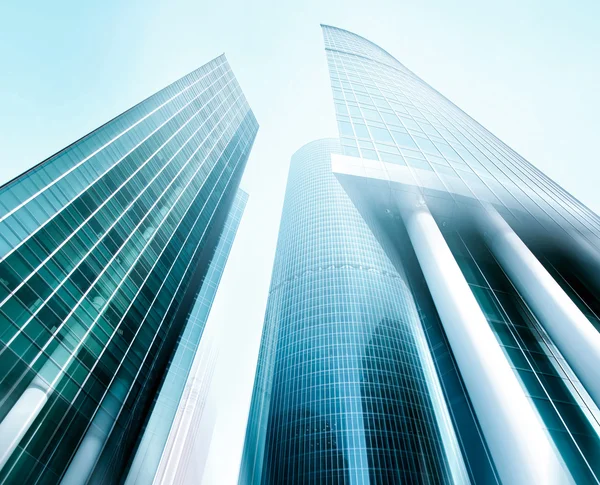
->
{"left": 0, "top": 384, "right": 48, "bottom": 470}
{"left": 0, "top": 327, "right": 82, "bottom": 471}
{"left": 402, "top": 202, "right": 568, "bottom": 485}
{"left": 0, "top": 339, "right": 74, "bottom": 471}
{"left": 480, "top": 206, "right": 600, "bottom": 410}
{"left": 565, "top": 231, "right": 600, "bottom": 296}
{"left": 61, "top": 378, "right": 128, "bottom": 485}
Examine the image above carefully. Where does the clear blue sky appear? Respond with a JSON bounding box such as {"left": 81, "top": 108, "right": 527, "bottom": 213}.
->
{"left": 2, "top": 1, "right": 600, "bottom": 483}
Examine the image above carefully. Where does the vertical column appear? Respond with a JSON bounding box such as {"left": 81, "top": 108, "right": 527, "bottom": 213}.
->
{"left": 402, "top": 202, "right": 567, "bottom": 485}
{"left": 564, "top": 231, "right": 600, "bottom": 296}
{"left": 61, "top": 378, "right": 128, "bottom": 485}
{"left": 479, "top": 206, "right": 600, "bottom": 410}
{"left": 0, "top": 329, "right": 79, "bottom": 471}
{"left": 0, "top": 379, "right": 48, "bottom": 470}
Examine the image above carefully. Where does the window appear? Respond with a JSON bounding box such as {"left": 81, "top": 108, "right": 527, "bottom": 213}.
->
{"left": 338, "top": 122, "right": 354, "bottom": 137}
{"left": 414, "top": 136, "right": 440, "bottom": 155}
{"left": 341, "top": 137, "right": 358, "bottom": 148}
{"left": 400, "top": 117, "right": 421, "bottom": 130}
{"left": 380, "top": 152, "right": 405, "bottom": 165}
{"left": 375, "top": 143, "right": 399, "bottom": 154}
{"left": 342, "top": 146, "right": 360, "bottom": 157}
{"left": 356, "top": 94, "right": 373, "bottom": 105}
{"left": 348, "top": 105, "right": 362, "bottom": 117}
{"left": 435, "top": 142, "right": 461, "bottom": 161}
{"left": 406, "top": 158, "right": 433, "bottom": 171}
{"left": 369, "top": 126, "right": 394, "bottom": 143}
{"left": 335, "top": 103, "right": 348, "bottom": 115}
{"left": 373, "top": 97, "right": 390, "bottom": 109}
{"left": 362, "top": 108, "right": 382, "bottom": 122}
{"left": 360, "top": 149, "right": 378, "bottom": 161}
{"left": 391, "top": 131, "right": 417, "bottom": 149}
{"left": 381, "top": 112, "right": 401, "bottom": 126}
{"left": 353, "top": 124, "right": 370, "bottom": 139}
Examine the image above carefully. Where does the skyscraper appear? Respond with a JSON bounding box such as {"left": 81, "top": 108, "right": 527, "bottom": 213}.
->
{"left": 240, "top": 26, "right": 600, "bottom": 484}
{"left": 240, "top": 139, "right": 467, "bottom": 485}
{"left": 0, "top": 54, "right": 257, "bottom": 484}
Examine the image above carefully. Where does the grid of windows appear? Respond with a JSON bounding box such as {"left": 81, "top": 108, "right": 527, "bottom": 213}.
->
{"left": 125, "top": 189, "right": 248, "bottom": 485}
{"left": 240, "top": 139, "right": 462, "bottom": 484}
{"left": 0, "top": 55, "right": 257, "bottom": 484}
{"left": 323, "top": 25, "right": 600, "bottom": 483}
{"left": 443, "top": 227, "right": 600, "bottom": 484}
{"left": 322, "top": 25, "right": 600, "bottom": 259}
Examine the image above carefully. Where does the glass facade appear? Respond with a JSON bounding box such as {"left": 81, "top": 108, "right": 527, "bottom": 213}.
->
{"left": 442, "top": 227, "right": 600, "bottom": 484}
{"left": 125, "top": 188, "right": 248, "bottom": 485}
{"left": 323, "top": 25, "right": 600, "bottom": 484}
{"left": 322, "top": 25, "right": 600, "bottom": 247}
{"left": 0, "top": 54, "right": 257, "bottom": 484}
{"left": 240, "top": 139, "right": 467, "bottom": 484}
{"left": 240, "top": 24, "right": 600, "bottom": 485}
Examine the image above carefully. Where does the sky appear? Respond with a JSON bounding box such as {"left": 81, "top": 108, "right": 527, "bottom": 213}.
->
{"left": 2, "top": 0, "right": 600, "bottom": 483}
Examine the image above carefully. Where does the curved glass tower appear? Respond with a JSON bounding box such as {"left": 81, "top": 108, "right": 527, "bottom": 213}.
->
{"left": 241, "top": 25, "right": 600, "bottom": 485}
{"left": 240, "top": 139, "right": 467, "bottom": 484}
{"left": 324, "top": 25, "right": 600, "bottom": 484}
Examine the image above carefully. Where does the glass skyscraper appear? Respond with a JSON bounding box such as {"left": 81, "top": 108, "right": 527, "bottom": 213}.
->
{"left": 240, "top": 25, "right": 600, "bottom": 484}
{"left": 0, "top": 54, "right": 257, "bottom": 484}
{"left": 240, "top": 139, "right": 467, "bottom": 485}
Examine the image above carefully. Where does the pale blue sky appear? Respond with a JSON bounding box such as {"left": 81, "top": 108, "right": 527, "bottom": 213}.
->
{"left": 2, "top": 1, "right": 600, "bottom": 483}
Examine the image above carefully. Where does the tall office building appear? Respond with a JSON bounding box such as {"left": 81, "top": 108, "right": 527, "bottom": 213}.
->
{"left": 240, "top": 26, "right": 600, "bottom": 484}
{"left": 240, "top": 139, "right": 467, "bottom": 485}
{"left": 0, "top": 54, "right": 257, "bottom": 484}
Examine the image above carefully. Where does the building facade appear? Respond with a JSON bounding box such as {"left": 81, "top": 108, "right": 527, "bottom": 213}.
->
{"left": 240, "top": 26, "right": 600, "bottom": 484}
{"left": 125, "top": 189, "right": 248, "bottom": 485}
{"left": 240, "top": 139, "right": 469, "bottom": 485}
{"left": 0, "top": 54, "right": 257, "bottom": 484}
